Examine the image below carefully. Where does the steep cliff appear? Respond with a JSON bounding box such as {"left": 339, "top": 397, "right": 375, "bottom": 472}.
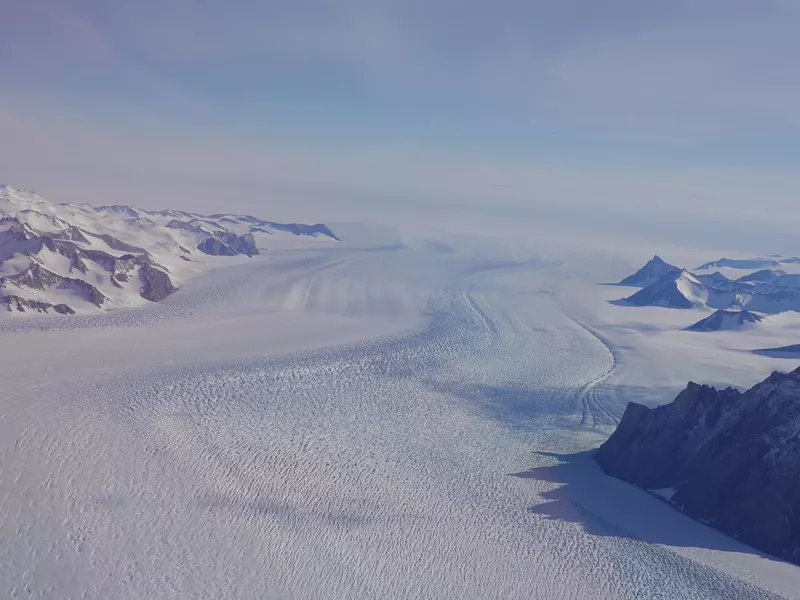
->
{"left": 596, "top": 368, "right": 800, "bottom": 565}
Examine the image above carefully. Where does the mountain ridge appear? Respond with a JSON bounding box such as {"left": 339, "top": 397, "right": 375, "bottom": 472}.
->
{"left": 0, "top": 185, "right": 338, "bottom": 315}
{"left": 596, "top": 367, "right": 800, "bottom": 565}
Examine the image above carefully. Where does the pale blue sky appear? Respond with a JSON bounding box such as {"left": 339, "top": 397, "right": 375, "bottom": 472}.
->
{"left": 2, "top": 0, "right": 799, "bottom": 244}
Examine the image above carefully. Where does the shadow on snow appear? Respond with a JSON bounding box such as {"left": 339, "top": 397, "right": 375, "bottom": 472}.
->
{"left": 511, "top": 450, "right": 787, "bottom": 565}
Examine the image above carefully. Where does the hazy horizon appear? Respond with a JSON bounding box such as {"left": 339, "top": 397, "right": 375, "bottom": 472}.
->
{"left": 3, "top": 1, "right": 800, "bottom": 249}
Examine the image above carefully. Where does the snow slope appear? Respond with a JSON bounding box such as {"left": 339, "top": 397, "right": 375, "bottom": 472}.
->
{"left": 1, "top": 230, "right": 799, "bottom": 600}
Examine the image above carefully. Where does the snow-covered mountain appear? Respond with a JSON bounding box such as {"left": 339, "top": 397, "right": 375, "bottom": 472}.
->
{"left": 621, "top": 270, "right": 737, "bottom": 309}
{"left": 735, "top": 268, "right": 786, "bottom": 284}
{"left": 696, "top": 257, "right": 782, "bottom": 270}
{"left": 694, "top": 271, "right": 742, "bottom": 292}
{"left": 596, "top": 367, "right": 800, "bottom": 566}
{"left": 617, "top": 265, "right": 800, "bottom": 313}
{"left": 686, "top": 309, "right": 763, "bottom": 332}
{"left": 0, "top": 185, "right": 338, "bottom": 315}
{"left": 617, "top": 255, "right": 681, "bottom": 287}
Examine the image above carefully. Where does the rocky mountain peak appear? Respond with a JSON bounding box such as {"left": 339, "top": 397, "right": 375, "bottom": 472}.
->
{"left": 596, "top": 367, "right": 800, "bottom": 564}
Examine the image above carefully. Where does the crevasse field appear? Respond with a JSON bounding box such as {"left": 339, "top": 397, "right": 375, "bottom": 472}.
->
{"left": 3, "top": 226, "right": 800, "bottom": 599}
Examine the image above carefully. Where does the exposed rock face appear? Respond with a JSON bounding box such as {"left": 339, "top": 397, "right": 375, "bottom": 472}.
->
{"left": 697, "top": 257, "right": 782, "bottom": 270}
{"left": 4, "top": 264, "right": 107, "bottom": 307}
{"left": 0, "top": 184, "right": 337, "bottom": 315}
{"left": 596, "top": 368, "right": 800, "bottom": 565}
{"left": 753, "top": 344, "right": 800, "bottom": 357}
{"left": 618, "top": 268, "right": 800, "bottom": 313}
{"left": 736, "top": 269, "right": 787, "bottom": 284}
{"left": 2, "top": 295, "right": 75, "bottom": 314}
{"left": 622, "top": 270, "right": 717, "bottom": 309}
{"left": 196, "top": 232, "right": 258, "bottom": 257}
{"left": 262, "top": 222, "right": 341, "bottom": 241}
{"left": 618, "top": 255, "right": 681, "bottom": 287}
{"left": 138, "top": 261, "right": 176, "bottom": 302}
{"left": 686, "top": 309, "right": 763, "bottom": 332}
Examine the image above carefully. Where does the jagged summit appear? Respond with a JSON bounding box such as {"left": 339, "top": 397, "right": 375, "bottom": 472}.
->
{"left": 686, "top": 309, "right": 763, "bottom": 332}
{"left": 596, "top": 367, "right": 800, "bottom": 565}
{"left": 618, "top": 255, "right": 681, "bottom": 287}
{"left": 0, "top": 185, "right": 338, "bottom": 315}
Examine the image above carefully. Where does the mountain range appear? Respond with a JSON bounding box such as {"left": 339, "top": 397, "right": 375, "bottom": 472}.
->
{"left": 0, "top": 185, "right": 338, "bottom": 315}
{"left": 596, "top": 367, "right": 800, "bottom": 566}
{"left": 616, "top": 256, "right": 800, "bottom": 314}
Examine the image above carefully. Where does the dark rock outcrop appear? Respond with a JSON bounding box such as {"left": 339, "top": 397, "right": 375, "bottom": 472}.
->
{"left": 696, "top": 257, "right": 782, "bottom": 270}
{"left": 0, "top": 184, "right": 334, "bottom": 314}
{"left": 197, "top": 232, "right": 258, "bottom": 256}
{"left": 263, "top": 222, "right": 341, "bottom": 241}
{"left": 596, "top": 368, "right": 800, "bottom": 564}
{"left": 753, "top": 344, "right": 800, "bottom": 357}
{"left": 138, "top": 261, "right": 176, "bottom": 302}
{"left": 2, "top": 264, "right": 106, "bottom": 307}
{"left": 686, "top": 309, "right": 763, "bottom": 332}
{"left": 617, "top": 269, "right": 800, "bottom": 313}
{"left": 84, "top": 231, "right": 148, "bottom": 254}
{"left": 618, "top": 255, "right": 681, "bottom": 287}
{"left": 621, "top": 270, "right": 715, "bottom": 309}
{"left": 2, "top": 295, "right": 75, "bottom": 314}
{"left": 736, "top": 269, "right": 787, "bottom": 284}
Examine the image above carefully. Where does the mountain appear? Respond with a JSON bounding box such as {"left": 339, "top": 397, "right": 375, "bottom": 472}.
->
{"left": 618, "top": 255, "right": 681, "bottom": 287}
{"left": 694, "top": 271, "right": 742, "bottom": 292}
{"left": 696, "top": 257, "right": 781, "bottom": 270}
{"left": 739, "top": 285, "right": 800, "bottom": 314}
{"left": 0, "top": 185, "right": 338, "bottom": 315}
{"left": 695, "top": 271, "right": 729, "bottom": 286}
{"left": 596, "top": 368, "right": 800, "bottom": 565}
{"left": 772, "top": 274, "right": 800, "bottom": 289}
{"left": 753, "top": 344, "right": 800, "bottom": 358}
{"left": 686, "top": 309, "right": 763, "bottom": 332}
{"left": 735, "top": 269, "right": 787, "bottom": 284}
{"left": 618, "top": 268, "right": 800, "bottom": 313}
{"left": 621, "top": 270, "right": 735, "bottom": 309}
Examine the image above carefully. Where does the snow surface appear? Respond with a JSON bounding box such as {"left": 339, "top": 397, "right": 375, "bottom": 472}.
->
{"left": 1, "top": 224, "right": 800, "bottom": 599}
{"left": 650, "top": 488, "right": 678, "bottom": 502}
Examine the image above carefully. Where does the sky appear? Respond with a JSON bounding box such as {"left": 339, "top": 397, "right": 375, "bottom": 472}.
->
{"left": 2, "top": 1, "right": 800, "bottom": 248}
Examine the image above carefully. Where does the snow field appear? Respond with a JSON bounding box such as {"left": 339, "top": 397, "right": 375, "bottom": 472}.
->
{"left": 1, "top": 238, "right": 799, "bottom": 599}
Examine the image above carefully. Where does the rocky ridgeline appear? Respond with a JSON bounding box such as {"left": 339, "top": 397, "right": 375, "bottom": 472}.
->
{"left": 596, "top": 368, "right": 800, "bottom": 565}
{"left": 615, "top": 255, "right": 800, "bottom": 313}
{"left": 0, "top": 185, "right": 338, "bottom": 315}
